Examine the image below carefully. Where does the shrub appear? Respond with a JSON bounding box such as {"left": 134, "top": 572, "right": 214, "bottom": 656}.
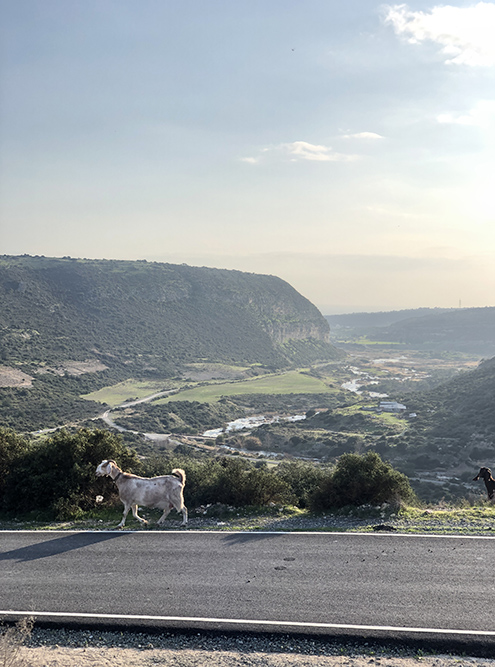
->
{"left": 310, "top": 451, "right": 416, "bottom": 510}
{"left": 276, "top": 460, "right": 328, "bottom": 508}
{"left": 0, "top": 617, "right": 33, "bottom": 667}
{"left": 243, "top": 436, "right": 263, "bottom": 451}
{"left": 2, "top": 428, "right": 141, "bottom": 518}
{"left": 209, "top": 458, "right": 292, "bottom": 506}
{"left": 0, "top": 428, "right": 30, "bottom": 501}
{"left": 144, "top": 455, "right": 292, "bottom": 507}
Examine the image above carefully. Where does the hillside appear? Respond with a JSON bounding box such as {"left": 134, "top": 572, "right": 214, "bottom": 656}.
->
{"left": 376, "top": 355, "right": 495, "bottom": 498}
{"left": 0, "top": 255, "right": 338, "bottom": 430}
{"left": 327, "top": 307, "right": 495, "bottom": 356}
{"left": 368, "top": 307, "right": 495, "bottom": 355}
{"left": 325, "top": 307, "right": 454, "bottom": 329}
{"left": 403, "top": 356, "right": 495, "bottom": 443}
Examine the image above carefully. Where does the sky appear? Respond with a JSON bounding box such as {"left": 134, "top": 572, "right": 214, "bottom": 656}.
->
{"left": 1, "top": 1, "right": 495, "bottom": 314}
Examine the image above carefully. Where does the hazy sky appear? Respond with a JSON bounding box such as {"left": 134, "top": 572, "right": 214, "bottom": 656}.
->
{"left": 1, "top": 1, "right": 495, "bottom": 314}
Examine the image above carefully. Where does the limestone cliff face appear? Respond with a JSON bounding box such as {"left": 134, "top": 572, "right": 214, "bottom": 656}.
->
{"left": 264, "top": 321, "right": 330, "bottom": 344}
{"left": 241, "top": 277, "right": 330, "bottom": 344}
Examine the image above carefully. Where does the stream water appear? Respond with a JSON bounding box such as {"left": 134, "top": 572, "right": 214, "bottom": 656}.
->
{"left": 203, "top": 413, "right": 306, "bottom": 438}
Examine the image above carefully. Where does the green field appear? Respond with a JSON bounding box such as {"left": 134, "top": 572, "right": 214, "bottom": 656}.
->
{"left": 81, "top": 380, "right": 178, "bottom": 407}
{"left": 158, "top": 371, "right": 335, "bottom": 404}
{"left": 81, "top": 370, "right": 335, "bottom": 407}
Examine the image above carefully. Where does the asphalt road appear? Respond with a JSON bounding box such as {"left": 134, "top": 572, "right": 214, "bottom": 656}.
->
{"left": 1, "top": 530, "right": 494, "bottom": 644}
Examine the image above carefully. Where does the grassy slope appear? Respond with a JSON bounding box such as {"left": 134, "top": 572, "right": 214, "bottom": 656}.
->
{"left": 158, "top": 371, "right": 336, "bottom": 404}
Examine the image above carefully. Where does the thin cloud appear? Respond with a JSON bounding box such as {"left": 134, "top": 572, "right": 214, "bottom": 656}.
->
{"left": 283, "top": 141, "right": 355, "bottom": 161}
{"left": 383, "top": 2, "right": 495, "bottom": 66}
{"left": 341, "top": 132, "right": 384, "bottom": 140}
{"left": 241, "top": 141, "right": 358, "bottom": 164}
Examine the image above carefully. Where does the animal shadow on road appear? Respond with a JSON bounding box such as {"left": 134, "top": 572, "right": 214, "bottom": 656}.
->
{"left": 0, "top": 532, "right": 126, "bottom": 563}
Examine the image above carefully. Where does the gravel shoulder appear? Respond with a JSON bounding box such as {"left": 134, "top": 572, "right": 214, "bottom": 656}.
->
{"left": 13, "top": 627, "right": 495, "bottom": 667}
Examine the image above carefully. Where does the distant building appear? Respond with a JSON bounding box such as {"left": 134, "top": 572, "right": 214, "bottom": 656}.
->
{"left": 379, "top": 401, "right": 406, "bottom": 413}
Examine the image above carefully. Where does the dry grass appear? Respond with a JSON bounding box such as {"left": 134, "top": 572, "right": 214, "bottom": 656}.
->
{"left": 0, "top": 619, "right": 33, "bottom": 667}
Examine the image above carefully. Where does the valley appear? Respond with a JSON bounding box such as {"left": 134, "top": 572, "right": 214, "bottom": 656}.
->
{"left": 78, "top": 349, "right": 484, "bottom": 502}
{"left": 1, "top": 256, "right": 494, "bottom": 507}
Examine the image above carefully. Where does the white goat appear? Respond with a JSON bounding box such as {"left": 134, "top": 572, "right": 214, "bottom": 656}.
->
{"left": 96, "top": 459, "right": 188, "bottom": 529}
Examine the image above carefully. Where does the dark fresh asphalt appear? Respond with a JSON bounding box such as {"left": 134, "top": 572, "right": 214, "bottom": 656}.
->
{"left": 1, "top": 531, "right": 494, "bottom": 643}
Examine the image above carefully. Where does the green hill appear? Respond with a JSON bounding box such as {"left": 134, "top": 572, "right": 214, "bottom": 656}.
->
{"left": 325, "top": 307, "right": 454, "bottom": 329}
{"left": 378, "top": 356, "right": 495, "bottom": 499}
{"left": 404, "top": 356, "right": 495, "bottom": 443}
{"left": 369, "top": 308, "right": 495, "bottom": 355}
{"left": 0, "top": 255, "right": 339, "bottom": 430}
{"left": 327, "top": 307, "right": 495, "bottom": 355}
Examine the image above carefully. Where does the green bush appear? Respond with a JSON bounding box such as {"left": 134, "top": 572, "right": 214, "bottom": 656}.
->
{"left": 243, "top": 436, "right": 263, "bottom": 451}
{"left": 2, "top": 428, "right": 141, "bottom": 518}
{"left": 0, "top": 427, "right": 31, "bottom": 501}
{"left": 276, "top": 460, "right": 328, "bottom": 508}
{"left": 310, "top": 451, "right": 416, "bottom": 510}
{"left": 143, "top": 455, "right": 292, "bottom": 508}
{"left": 213, "top": 459, "right": 292, "bottom": 506}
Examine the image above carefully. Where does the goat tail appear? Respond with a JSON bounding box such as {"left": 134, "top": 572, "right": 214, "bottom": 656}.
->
{"left": 172, "top": 468, "right": 186, "bottom": 486}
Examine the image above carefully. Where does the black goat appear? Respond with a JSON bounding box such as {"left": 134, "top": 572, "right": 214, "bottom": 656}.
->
{"left": 473, "top": 467, "right": 495, "bottom": 500}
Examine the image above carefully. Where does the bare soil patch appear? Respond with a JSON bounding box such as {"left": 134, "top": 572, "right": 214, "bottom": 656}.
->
{"left": 36, "top": 359, "right": 109, "bottom": 377}
{"left": 0, "top": 365, "right": 33, "bottom": 388}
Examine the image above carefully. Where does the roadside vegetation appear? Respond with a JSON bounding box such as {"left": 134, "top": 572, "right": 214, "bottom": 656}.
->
{"left": 0, "top": 429, "right": 495, "bottom": 534}
{"left": 2, "top": 426, "right": 495, "bottom": 535}
{"left": 0, "top": 427, "right": 416, "bottom": 523}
